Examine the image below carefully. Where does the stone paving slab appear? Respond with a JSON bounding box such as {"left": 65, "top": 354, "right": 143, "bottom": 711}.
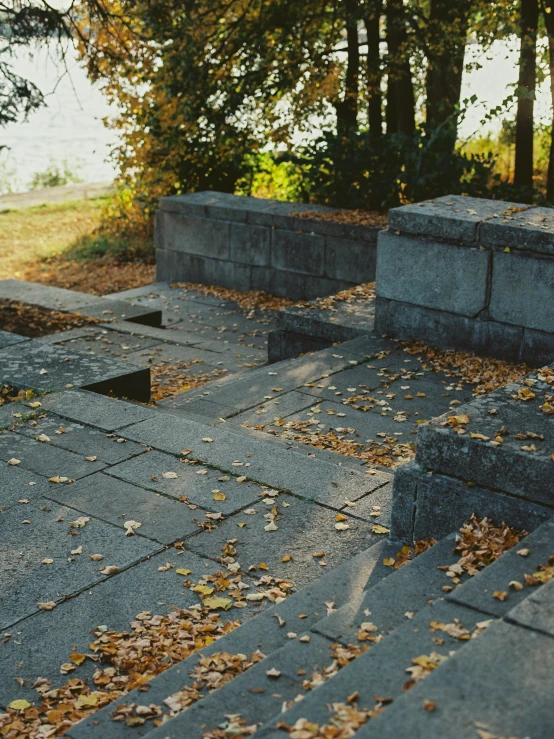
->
{"left": 257, "top": 599, "right": 489, "bottom": 737}
{"left": 40, "top": 390, "right": 157, "bottom": 431}
{"left": 0, "top": 402, "right": 39, "bottom": 430}
{"left": 447, "top": 520, "right": 554, "bottom": 618}
{"left": 0, "top": 340, "right": 151, "bottom": 401}
{"left": 14, "top": 413, "right": 148, "bottom": 464}
{"left": 107, "top": 449, "right": 264, "bottom": 515}
{"left": 0, "top": 329, "right": 29, "bottom": 348}
{"left": 0, "top": 279, "right": 162, "bottom": 326}
{"left": 0, "top": 462, "right": 53, "bottom": 509}
{"left": 506, "top": 576, "right": 554, "bottom": 637}
{"left": 187, "top": 492, "right": 380, "bottom": 590}
{"left": 68, "top": 541, "right": 389, "bottom": 739}
{"left": 46, "top": 472, "right": 209, "bottom": 544}
{"left": 0, "top": 549, "right": 248, "bottom": 703}
{"left": 120, "top": 414, "right": 391, "bottom": 509}
{"left": 50, "top": 327, "right": 161, "bottom": 359}
{"left": 227, "top": 390, "right": 319, "bottom": 427}
{"left": 0, "top": 500, "right": 158, "bottom": 630}
{"left": 0, "top": 431, "right": 107, "bottom": 479}
{"left": 76, "top": 299, "right": 162, "bottom": 327}
{"left": 356, "top": 620, "right": 554, "bottom": 738}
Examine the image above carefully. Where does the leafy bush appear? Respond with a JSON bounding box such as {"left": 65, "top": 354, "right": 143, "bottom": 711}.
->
{"left": 29, "top": 159, "right": 83, "bottom": 190}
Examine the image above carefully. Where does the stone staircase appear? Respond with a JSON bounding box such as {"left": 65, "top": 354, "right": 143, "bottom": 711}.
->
{"left": 1, "top": 264, "right": 553, "bottom": 738}
{"left": 67, "top": 519, "right": 554, "bottom": 739}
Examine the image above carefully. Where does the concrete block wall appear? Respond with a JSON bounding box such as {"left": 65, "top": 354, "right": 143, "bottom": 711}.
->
{"left": 375, "top": 195, "right": 554, "bottom": 367}
{"left": 155, "top": 191, "right": 381, "bottom": 300}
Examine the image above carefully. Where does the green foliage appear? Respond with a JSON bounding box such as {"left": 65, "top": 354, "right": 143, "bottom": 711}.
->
{"left": 29, "top": 159, "right": 83, "bottom": 190}
{"left": 293, "top": 115, "right": 496, "bottom": 212}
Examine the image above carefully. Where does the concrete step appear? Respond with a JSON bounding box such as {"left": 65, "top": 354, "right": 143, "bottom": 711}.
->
{"left": 0, "top": 279, "right": 162, "bottom": 327}
{"left": 66, "top": 539, "right": 395, "bottom": 738}
{"left": 257, "top": 518, "right": 554, "bottom": 739}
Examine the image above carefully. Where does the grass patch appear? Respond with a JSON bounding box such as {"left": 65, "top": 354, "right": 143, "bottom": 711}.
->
{"left": 0, "top": 196, "right": 155, "bottom": 295}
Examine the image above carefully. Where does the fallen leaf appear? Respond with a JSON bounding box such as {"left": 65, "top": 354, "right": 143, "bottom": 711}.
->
{"left": 38, "top": 601, "right": 56, "bottom": 610}
{"left": 8, "top": 458, "right": 21, "bottom": 466}
{"left": 100, "top": 565, "right": 119, "bottom": 576}
{"left": 124, "top": 520, "right": 142, "bottom": 536}
{"left": 383, "top": 557, "right": 396, "bottom": 567}
{"left": 41, "top": 557, "right": 54, "bottom": 565}
{"left": 264, "top": 521, "right": 278, "bottom": 532}
{"left": 422, "top": 699, "right": 437, "bottom": 712}
{"left": 266, "top": 668, "right": 281, "bottom": 678}
{"left": 70, "top": 545, "right": 83, "bottom": 555}
{"left": 493, "top": 590, "right": 508, "bottom": 601}
{"left": 90, "top": 553, "right": 104, "bottom": 561}
{"left": 84, "top": 456, "right": 97, "bottom": 462}
{"left": 372, "top": 525, "right": 390, "bottom": 535}
{"left": 70, "top": 652, "right": 86, "bottom": 665}
{"left": 213, "top": 491, "right": 226, "bottom": 501}
{"left": 203, "top": 596, "right": 233, "bottom": 610}
{"left": 335, "top": 522, "right": 350, "bottom": 531}
{"left": 162, "top": 471, "right": 178, "bottom": 479}
{"left": 8, "top": 699, "right": 31, "bottom": 711}
{"left": 36, "top": 434, "right": 51, "bottom": 443}
{"left": 176, "top": 568, "right": 192, "bottom": 576}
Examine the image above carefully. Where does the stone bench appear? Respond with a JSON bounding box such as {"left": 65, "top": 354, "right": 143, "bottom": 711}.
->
{"left": 155, "top": 191, "right": 381, "bottom": 300}
{"left": 375, "top": 195, "right": 554, "bottom": 366}
{"left": 391, "top": 363, "right": 554, "bottom": 541}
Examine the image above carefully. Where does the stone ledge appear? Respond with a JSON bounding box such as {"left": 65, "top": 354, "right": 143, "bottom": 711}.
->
{"left": 415, "top": 366, "right": 554, "bottom": 504}
{"left": 0, "top": 279, "right": 162, "bottom": 327}
{"left": 388, "top": 194, "right": 530, "bottom": 244}
{"left": 0, "top": 341, "right": 151, "bottom": 402}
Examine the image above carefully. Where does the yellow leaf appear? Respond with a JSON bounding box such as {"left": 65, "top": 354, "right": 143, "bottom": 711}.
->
{"left": 9, "top": 699, "right": 31, "bottom": 711}
{"left": 493, "top": 590, "right": 508, "bottom": 601}
{"left": 335, "top": 513, "right": 348, "bottom": 522}
{"left": 281, "top": 555, "right": 292, "bottom": 562}
{"left": 258, "top": 562, "right": 269, "bottom": 570}
{"left": 193, "top": 584, "right": 214, "bottom": 595}
{"left": 28, "top": 402, "right": 42, "bottom": 408}
{"left": 70, "top": 652, "right": 86, "bottom": 665}
{"left": 76, "top": 693, "right": 98, "bottom": 708}
{"left": 372, "top": 525, "right": 390, "bottom": 535}
{"left": 383, "top": 557, "right": 396, "bottom": 567}
{"left": 176, "top": 568, "right": 192, "bottom": 576}
{"left": 213, "top": 492, "right": 226, "bottom": 501}
{"left": 203, "top": 596, "right": 233, "bottom": 610}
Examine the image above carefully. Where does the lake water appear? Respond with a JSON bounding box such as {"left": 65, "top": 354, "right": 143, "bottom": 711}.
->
{"left": 1, "top": 38, "right": 551, "bottom": 192}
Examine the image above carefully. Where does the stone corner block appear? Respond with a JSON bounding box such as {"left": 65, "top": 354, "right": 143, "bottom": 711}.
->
{"left": 376, "top": 230, "right": 490, "bottom": 317}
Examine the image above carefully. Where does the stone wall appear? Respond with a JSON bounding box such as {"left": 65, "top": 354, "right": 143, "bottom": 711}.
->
{"left": 375, "top": 195, "right": 554, "bottom": 367}
{"left": 155, "top": 191, "right": 381, "bottom": 300}
{"left": 390, "top": 364, "right": 554, "bottom": 541}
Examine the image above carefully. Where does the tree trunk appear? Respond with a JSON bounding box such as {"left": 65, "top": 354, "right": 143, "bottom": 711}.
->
{"left": 514, "top": 0, "right": 539, "bottom": 193}
{"left": 544, "top": 1, "right": 554, "bottom": 201}
{"left": 425, "top": 0, "right": 471, "bottom": 137}
{"left": 386, "top": 0, "right": 415, "bottom": 135}
{"left": 364, "top": 0, "right": 383, "bottom": 139}
{"left": 335, "top": 0, "right": 360, "bottom": 138}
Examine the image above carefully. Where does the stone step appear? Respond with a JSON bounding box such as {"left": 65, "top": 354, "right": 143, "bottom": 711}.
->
{"left": 353, "top": 618, "right": 554, "bottom": 738}
{"left": 254, "top": 517, "right": 554, "bottom": 737}
{"left": 66, "top": 539, "right": 394, "bottom": 738}
{"left": 255, "top": 598, "right": 491, "bottom": 739}
{"left": 72, "top": 530, "right": 474, "bottom": 739}
{"left": 0, "top": 279, "right": 162, "bottom": 327}
{"left": 119, "top": 407, "right": 393, "bottom": 512}
{"left": 157, "top": 335, "right": 377, "bottom": 419}
{"left": 0, "top": 340, "right": 151, "bottom": 401}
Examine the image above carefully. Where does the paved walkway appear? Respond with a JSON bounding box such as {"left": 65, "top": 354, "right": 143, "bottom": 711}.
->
{"left": 0, "top": 280, "right": 546, "bottom": 739}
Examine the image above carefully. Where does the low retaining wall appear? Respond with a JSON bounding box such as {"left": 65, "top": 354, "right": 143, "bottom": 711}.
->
{"left": 390, "top": 364, "right": 554, "bottom": 541}
{"left": 375, "top": 195, "right": 554, "bottom": 366}
{"left": 155, "top": 191, "right": 381, "bottom": 300}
